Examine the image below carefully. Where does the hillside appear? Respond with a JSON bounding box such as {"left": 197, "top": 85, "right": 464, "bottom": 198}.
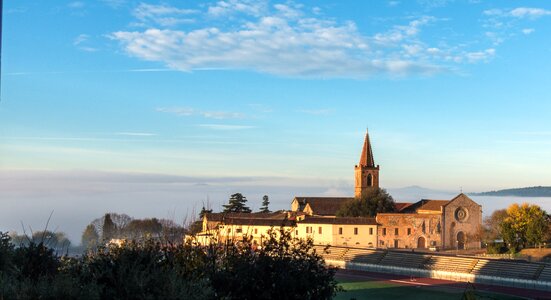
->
{"left": 471, "top": 186, "right": 551, "bottom": 197}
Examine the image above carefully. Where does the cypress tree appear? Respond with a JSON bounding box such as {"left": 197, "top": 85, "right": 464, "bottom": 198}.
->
{"left": 259, "top": 195, "right": 271, "bottom": 213}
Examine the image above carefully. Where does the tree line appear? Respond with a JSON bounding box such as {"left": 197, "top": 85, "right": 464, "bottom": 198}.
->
{"left": 81, "top": 213, "right": 187, "bottom": 249}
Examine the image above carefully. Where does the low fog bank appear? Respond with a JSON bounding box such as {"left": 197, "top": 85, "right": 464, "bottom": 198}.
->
{"left": 2, "top": 170, "right": 550, "bottom": 245}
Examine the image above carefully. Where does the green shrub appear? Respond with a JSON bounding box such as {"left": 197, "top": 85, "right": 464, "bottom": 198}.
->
{"left": 0, "top": 229, "right": 339, "bottom": 299}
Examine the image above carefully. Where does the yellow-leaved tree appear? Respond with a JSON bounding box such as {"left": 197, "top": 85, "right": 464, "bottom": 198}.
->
{"left": 500, "top": 203, "right": 549, "bottom": 251}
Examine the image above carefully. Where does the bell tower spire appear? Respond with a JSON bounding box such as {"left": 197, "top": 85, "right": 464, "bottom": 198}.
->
{"left": 354, "top": 129, "right": 380, "bottom": 198}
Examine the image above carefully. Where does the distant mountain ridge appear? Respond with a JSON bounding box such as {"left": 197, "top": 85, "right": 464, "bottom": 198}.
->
{"left": 470, "top": 186, "right": 551, "bottom": 197}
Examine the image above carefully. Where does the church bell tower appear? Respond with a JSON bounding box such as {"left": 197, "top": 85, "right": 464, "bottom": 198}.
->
{"left": 354, "top": 130, "right": 380, "bottom": 198}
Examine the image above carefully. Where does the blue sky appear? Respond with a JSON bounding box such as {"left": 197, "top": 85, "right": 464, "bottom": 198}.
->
{"left": 2, "top": 0, "right": 551, "bottom": 197}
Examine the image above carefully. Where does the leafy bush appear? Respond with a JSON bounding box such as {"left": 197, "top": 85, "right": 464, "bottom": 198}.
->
{"left": 209, "top": 229, "right": 339, "bottom": 300}
{"left": 486, "top": 242, "right": 508, "bottom": 254}
{"left": 0, "top": 229, "right": 339, "bottom": 299}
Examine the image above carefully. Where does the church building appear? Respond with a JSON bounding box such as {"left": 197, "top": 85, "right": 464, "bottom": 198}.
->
{"left": 202, "top": 130, "right": 482, "bottom": 250}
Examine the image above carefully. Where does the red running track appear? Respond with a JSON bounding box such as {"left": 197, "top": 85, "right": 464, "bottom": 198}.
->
{"left": 336, "top": 269, "right": 551, "bottom": 300}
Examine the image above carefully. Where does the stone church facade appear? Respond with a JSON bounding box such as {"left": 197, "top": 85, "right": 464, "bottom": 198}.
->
{"left": 292, "top": 130, "right": 482, "bottom": 250}
{"left": 376, "top": 194, "right": 482, "bottom": 250}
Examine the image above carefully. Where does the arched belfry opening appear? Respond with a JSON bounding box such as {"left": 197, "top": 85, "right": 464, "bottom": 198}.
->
{"left": 354, "top": 130, "right": 380, "bottom": 198}
{"left": 367, "top": 174, "right": 373, "bottom": 186}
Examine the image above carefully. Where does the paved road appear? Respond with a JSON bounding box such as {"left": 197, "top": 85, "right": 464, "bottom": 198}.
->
{"left": 336, "top": 269, "right": 551, "bottom": 300}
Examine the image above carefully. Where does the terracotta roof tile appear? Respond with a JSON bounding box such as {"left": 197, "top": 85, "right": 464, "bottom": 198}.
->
{"left": 418, "top": 200, "right": 449, "bottom": 211}
{"left": 394, "top": 202, "right": 413, "bottom": 212}
{"left": 293, "top": 197, "right": 353, "bottom": 215}
{"left": 205, "top": 211, "right": 288, "bottom": 222}
{"left": 301, "top": 216, "right": 378, "bottom": 225}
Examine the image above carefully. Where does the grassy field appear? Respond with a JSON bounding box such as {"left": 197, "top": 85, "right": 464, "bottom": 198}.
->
{"left": 336, "top": 278, "right": 525, "bottom": 300}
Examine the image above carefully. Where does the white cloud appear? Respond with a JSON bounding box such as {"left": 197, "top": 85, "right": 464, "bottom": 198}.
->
{"left": 417, "top": 0, "right": 454, "bottom": 9}
{"left": 133, "top": 3, "right": 197, "bottom": 26}
{"left": 482, "top": 7, "right": 549, "bottom": 47}
{"left": 202, "top": 111, "right": 245, "bottom": 119}
{"left": 464, "top": 48, "right": 495, "bottom": 63}
{"left": 388, "top": 1, "right": 400, "bottom": 7}
{"left": 522, "top": 28, "right": 535, "bottom": 35}
{"left": 109, "top": 3, "right": 496, "bottom": 78}
{"left": 101, "top": 0, "right": 126, "bottom": 9}
{"left": 156, "top": 107, "right": 244, "bottom": 119}
{"left": 73, "top": 34, "right": 98, "bottom": 52}
{"left": 68, "top": 1, "right": 85, "bottom": 9}
{"left": 207, "top": 0, "right": 267, "bottom": 17}
{"left": 510, "top": 7, "right": 551, "bottom": 19}
{"left": 115, "top": 132, "right": 157, "bottom": 136}
{"left": 484, "top": 7, "right": 551, "bottom": 19}
{"left": 483, "top": 9, "right": 503, "bottom": 16}
{"left": 297, "top": 108, "right": 332, "bottom": 115}
{"left": 73, "top": 34, "right": 89, "bottom": 45}
{"left": 197, "top": 124, "right": 255, "bottom": 130}
{"left": 156, "top": 107, "right": 194, "bottom": 116}
{"left": 374, "top": 16, "right": 434, "bottom": 45}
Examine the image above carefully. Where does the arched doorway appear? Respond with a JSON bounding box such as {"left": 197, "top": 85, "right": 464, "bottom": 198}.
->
{"left": 457, "top": 231, "right": 465, "bottom": 250}
{"left": 417, "top": 236, "right": 426, "bottom": 249}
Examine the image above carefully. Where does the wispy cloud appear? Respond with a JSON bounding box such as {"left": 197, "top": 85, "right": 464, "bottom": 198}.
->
{"left": 197, "top": 124, "right": 255, "bottom": 130}
{"left": 156, "top": 107, "right": 194, "bottom": 116}
{"left": 109, "top": 1, "right": 499, "bottom": 78}
{"left": 133, "top": 3, "right": 197, "bottom": 27}
{"left": 464, "top": 48, "right": 495, "bottom": 63}
{"left": 297, "top": 108, "right": 333, "bottom": 115}
{"left": 417, "top": 0, "right": 455, "bottom": 9}
{"left": 156, "top": 107, "right": 245, "bottom": 119}
{"left": 68, "top": 1, "right": 85, "bottom": 9}
{"left": 510, "top": 7, "right": 551, "bottom": 19}
{"left": 115, "top": 132, "right": 157, "bottom": 136}
{"left": 484, "top": 7, "right": 551, "bottom": 19}
{"left": 73, "top": 34, "right": 98, "bottom": 52}
{"left": 207, "top": 0, "right": 267, "bottom": 17}
{"left": 482, "top": 6, "right": 550, "bottom": 48}
{"left": 388, "top": 1, "right": 400, "bottom": 7}
{"left": 522, "top": 28, "right": 535, "bottom": 35}
{"left": 101, "top": 0, "right": 126, "bottom": 9}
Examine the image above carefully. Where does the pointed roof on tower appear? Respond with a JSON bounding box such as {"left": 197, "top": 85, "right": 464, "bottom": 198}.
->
{"left": 359, "top": 129, "right": 375, "bottom": 167}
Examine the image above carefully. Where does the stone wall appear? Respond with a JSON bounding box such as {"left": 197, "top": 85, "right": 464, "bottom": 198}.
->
{"left": 376, "top": 213, "right": 442, "bottom": 249}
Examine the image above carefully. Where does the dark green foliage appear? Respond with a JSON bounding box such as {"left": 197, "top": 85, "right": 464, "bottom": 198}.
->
{"left": 82, "top": 224, "right": 100, "bottom": 249}
{"left": 260, "top": 195, "right": 271, "bottom": 213}
{"left": 500, "top": 221, "right": 520, "bottom": 253}
{"left": 0, "top": 229, "right": 339, "bottom": 299}
{"left": 223, "top": 193, "right": 252, "bottom": 213}
{"left": 102, "top": 213, "right": 116, "bottom": 241}
{"left": 486, "top": 242, "right": 508, "bottom": 254}
{"left": 81, "top": 241, "right": 212, "bottom": 299}
{"left": 336, "top": 188, "right": 396, "bottom": 217}
{"left": 0, "top": 231, "right": 14, "bottom": 273}
{"left": 12, "top": 242, "right": 60, "bottom": 281}
{"left": 199, "top": 206, "right": 213, "bottom": 219}
{"left": 210, "top": 229, "right": 340, "bottom": 300}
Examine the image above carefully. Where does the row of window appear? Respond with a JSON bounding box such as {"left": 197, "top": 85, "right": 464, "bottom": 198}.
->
{"left": 381, "top": 227, "right": 417, "bottom": 236}
{"left": 304, "top": 226, "right": 374, "bottom": 235}
{"left": 227, "top": 228, "right": 259, "bottom": 234}
{"left": 225, "top": 226, "right": 376, "bottom": 236}
{"left": 379, "top": 240, "right": 438, "bottom": 247}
